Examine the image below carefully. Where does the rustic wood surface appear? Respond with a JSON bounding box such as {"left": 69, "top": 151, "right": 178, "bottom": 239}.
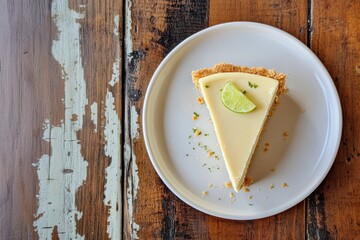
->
{"left": 0, "top": 0, "right": 359, "bottom": 239}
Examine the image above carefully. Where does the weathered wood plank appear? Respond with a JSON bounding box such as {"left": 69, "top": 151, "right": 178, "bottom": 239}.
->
{"left": 0, "top": 1, "right": 53, "bottom": 239}
{"left": 73, "top": 1, "right": 123, "bottom": 239}
{"left": 0, "top": 0, "right": 123, "bottom": 239}
{"left": 307, "top": 0, "right": 360, "bottom": 239}
{"left": 209, "top": 0, "right": 308, "bottom": 43}
{"left": 123, "top": 0, "right": 210, "bottom": 239}
{"left": 207, "top": 0, "right": 308, "bottom": 238}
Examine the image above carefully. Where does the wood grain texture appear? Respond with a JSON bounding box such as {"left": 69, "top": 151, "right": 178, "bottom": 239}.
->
{"left": 73, "top": 1, "right": 123, "bottom": 239}
{"left": 307, "top": 0, "right": 360, "bottom": 239}
{"left": 0, "top": 1, "right": 53, "bottom": 239}
{"left": 0, "top": 0, "right": 123, "bottom": 239}
{"left": 123, "top": 0, "right": 209, "bottom": 239}
{"left": 209, "top": 0, "right": 308, "bottom": 43}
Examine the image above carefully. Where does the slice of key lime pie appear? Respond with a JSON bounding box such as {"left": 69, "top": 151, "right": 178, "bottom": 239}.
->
{"left": 192, "top": 63, "right": 286, "bottom": 192}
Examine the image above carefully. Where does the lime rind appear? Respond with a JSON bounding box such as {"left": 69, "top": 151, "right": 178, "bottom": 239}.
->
{"left": 221, "top": 82, "right": 256, "bottom": 113}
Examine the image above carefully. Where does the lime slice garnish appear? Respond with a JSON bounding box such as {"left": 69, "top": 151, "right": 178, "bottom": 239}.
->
{"left": 221, "top": 82, "right": 256, "bottom": 113}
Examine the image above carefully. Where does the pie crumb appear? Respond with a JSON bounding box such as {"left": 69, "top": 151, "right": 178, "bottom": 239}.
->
{"left": 201, "top": 191, "right": 208, "bottom": 196}
{"left": 244, "top": 187, "right": 250, "bottom": 192}
{"left": 229, "top": 192, "right": 235, "bottom": 198}
{"left": 282, "top": 182, "right": 289, "bottom": 188}
{"left": 264, "top": 142, "right": 270, "bottom": 152}
{"left": 197, "top": 97, "right": 205, "bottom": 104}
{"left": 282, "top": 130, "right": 289, "bottom": 140}
{"left": 225, "top": 181, "right": 232, "bottom": 188}
{"left": 270, "top": 183, "right": 275, "bottom": 189}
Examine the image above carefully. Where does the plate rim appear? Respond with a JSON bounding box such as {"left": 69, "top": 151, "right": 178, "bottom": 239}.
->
{"left": 142, "top": 21, "right": 343, "bottom": 220}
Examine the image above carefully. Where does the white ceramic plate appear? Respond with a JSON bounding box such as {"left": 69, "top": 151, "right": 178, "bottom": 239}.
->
{"left": 143, "top": 22, "right": 342, "bottom": 220}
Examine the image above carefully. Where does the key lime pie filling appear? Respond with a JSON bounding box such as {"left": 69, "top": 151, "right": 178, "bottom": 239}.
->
{"left": 192, "top": 63, "right": 287, "bottom": 192}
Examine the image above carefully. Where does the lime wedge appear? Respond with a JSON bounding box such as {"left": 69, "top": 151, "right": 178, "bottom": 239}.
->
{"left": 221, "top": 82, "right": 256, "bottom": 113}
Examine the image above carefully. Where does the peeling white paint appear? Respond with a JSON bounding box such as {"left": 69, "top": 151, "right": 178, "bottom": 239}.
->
{"left": 109, "top": 15, "right": 121, "bottom": 87}
{"left": 103, "top": 14, "right": 122, "bottom": 240}
{"left": 109, "top": 57, "right": 121, "bottom": 87}
{"left": 33, "top": 1, "right": 88, "bottom": 239}
{"left": 124, "top": 0, "right": 140, "bottom": 238}
{"left": 125, "top": 144, "right": 140, "bottom": 240}
{"left": 90, "top": 102, "right": 98, "bottom": 133}
{"left": 125, "top": 106, "right": 140, "bottom": 239}
{"left": 129, "top": 106, "right": 140, "bottom": 201}
{"left": 103, "top": 92, "right": 121, "bottom": 240}
{"left": 113, "top": 15, "right": 120, "bottom": 37}
{"left": 130, "top": 106, "right": 139, "bottom": 140}
{"left": 125, "top": 0, "right": 133, "bottom": 61}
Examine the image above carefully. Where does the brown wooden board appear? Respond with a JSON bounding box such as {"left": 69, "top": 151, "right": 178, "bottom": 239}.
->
{"left": 307, "top": 0, "right": 360, "bottom": 239}
{"left": 0, "top": 0, "right": 123, "bottom": 239}
{"left": 0, "top": 1, "right": 53, "bottom": 239}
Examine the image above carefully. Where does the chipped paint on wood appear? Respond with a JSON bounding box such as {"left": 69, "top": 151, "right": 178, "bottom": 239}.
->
{"left": 109, "top": 14, "right": 120, "bottom": 87}
{"left": 125, "top": 144, "right": 140, "bottom": 240}
{"left": 125, "top": 0, "right": 133, "bottom": 61}
{"left": 125, "top": 106, "right": 140, "bottom": 239}
{"left": 103, "top": 14, "right": 122, "bottom": 239}
{"left": 90, "top": 102, "right": 98, "bottom": 133}
{"left": 124, "top": 0, "right": 141, "bottom": 238}
{"left": 103, "top": 92, "right": 121, "bottom": 239}
{"left": 113, "top": 14, "right": 120, "bottom": 37}
{"left": 33, "top": 1, "right": 88, "bottom": 239}
{"left": 109, "top": 15, "right": 120, "bottom": 88}
{"left": 130, "top": 106, "right": 139, "bottom": 140}
{"left": 109, "top": 58, "right": 121, "bottom": 87}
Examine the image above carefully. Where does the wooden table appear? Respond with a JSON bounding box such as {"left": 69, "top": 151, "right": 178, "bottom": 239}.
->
{"left": 1, "top": 0, "right": 359, "bottom": 239}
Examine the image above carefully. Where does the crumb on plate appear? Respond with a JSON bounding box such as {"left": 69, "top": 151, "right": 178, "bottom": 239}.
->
{"left": 282, "top": 130, "right": 289, "bottom": 140}
{"left": 197, "top": 96, "right": 205, "bottom": 104}
{"left": 225, "top": 181, "right": 232, "bottom": 188}
{"left": 264, "top": 142, "right": 270, "bottom": 152}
